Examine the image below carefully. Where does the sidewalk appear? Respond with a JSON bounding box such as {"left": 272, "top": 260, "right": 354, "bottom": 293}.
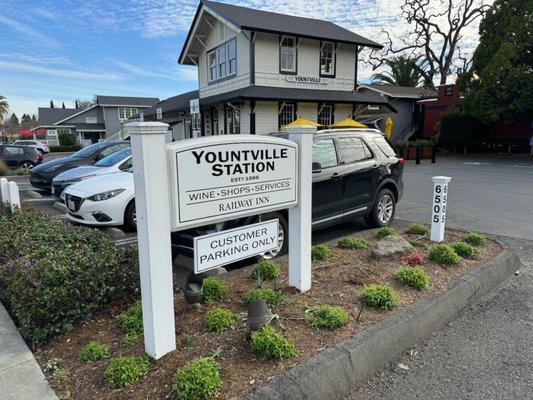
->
{"left": 0, "top": 303, "right": 57, "bottom": 400}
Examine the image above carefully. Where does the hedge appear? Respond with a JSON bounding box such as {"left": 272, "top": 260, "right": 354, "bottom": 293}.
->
{"left": 49, "top": 145, "right": 81, "bottom": 153}
{"left": 0, "top": 205, "right": 140, "bottom": 344}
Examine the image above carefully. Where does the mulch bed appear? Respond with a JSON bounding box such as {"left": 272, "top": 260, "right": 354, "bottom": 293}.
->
{"left": 34, "top": 228, "right": 500, "bottom": 400}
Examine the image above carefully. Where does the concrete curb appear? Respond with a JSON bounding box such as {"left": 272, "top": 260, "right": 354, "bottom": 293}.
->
{"left": 243, "top": 239, "right": 521, "bottom": 400}
{"left": 0, "top": 303, "right": 58, "bottom": 400}
{"left": 26, "top": 190, "right": 42, "bottom": 199}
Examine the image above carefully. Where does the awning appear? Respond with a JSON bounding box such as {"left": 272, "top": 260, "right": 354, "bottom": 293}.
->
{"left": 283, "top": 117, "right": 322, "bottom": 128}
{"left": 330, "top": 118, "right": 367, "bottom": 128}
{"left": 200, "top": 86, "right": 398, "bottom": 113}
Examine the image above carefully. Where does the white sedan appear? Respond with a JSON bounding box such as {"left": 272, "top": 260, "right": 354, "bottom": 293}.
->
{"left": 61, "top": 171, "right": 136, "bottom": 229}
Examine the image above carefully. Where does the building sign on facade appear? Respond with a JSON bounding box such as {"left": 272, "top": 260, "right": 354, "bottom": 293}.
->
{"left": 156, "top": 108, "right": 163, "bottom": 120}
{"left": 194, "top": 219, "right": 279, "bottom": 273}
{"left": 286, "top": 76, "right": 328, "bottom": 85}
{"left": 167, "top": 135, "right": 298, "bottom": 230}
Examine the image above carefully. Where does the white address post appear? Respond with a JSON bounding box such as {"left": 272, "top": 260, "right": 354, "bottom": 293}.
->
{"left": 430, "top": 176, "right": 451, "bottom": 242}
{"left": 287, "top": 125, "right": 314, "bottom": 292}
{"left": 8, "top": 181, "right": 20, "bottom": 212}
{"left": 126, "top": 121, "right": 176, "bottom": 359}
{"left": 0, "top": 177, "right": 9, "bottom": 205}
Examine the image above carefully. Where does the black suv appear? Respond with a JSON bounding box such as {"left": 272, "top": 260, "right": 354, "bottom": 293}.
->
{"left": 171, "top": 129, "right": 404, "bottom": 262}
{"left": 0, "top": 144, "right": 41, "bottom": 169}
{"left": 30, "top": 141, "right": 130, "bottom": 191}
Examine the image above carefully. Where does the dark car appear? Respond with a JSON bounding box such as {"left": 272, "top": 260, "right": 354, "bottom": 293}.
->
{"left": 0, "top": 144, "right": 42, "bottom": 169}
{"left": 171, "top": 129, "right": 404, "bottom": 264}
{"left": 30, "top": 141, "right": 130, "bottom": 191}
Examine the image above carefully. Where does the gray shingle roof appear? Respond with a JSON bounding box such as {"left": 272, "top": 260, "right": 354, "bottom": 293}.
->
{"left": 200, "top": 85, "right": 397, "bottom": 112}
{"left": 180, "top": 1, "right": 382, "bottom": 64}
{"left": 95, "top": 95, "right": 160, "bottom": 106}
{"left": 37, "top": 108, "right": 80, "bottom": 126}
{"left": 359, "top": 84, "right": 436, "bottom": 99}
{"left": 143, "top": 90, "right": 199, "bottom": 117}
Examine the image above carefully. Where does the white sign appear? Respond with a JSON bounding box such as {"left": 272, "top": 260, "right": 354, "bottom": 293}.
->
{"left": 47, "top": 129, "right": 58, "bottom": 137}
{"left": 430, "top": 176, "right": 451, "bottom": 242}
{"left": 167, "top": 135, "right": 298, "bottom": 231}
{"left": 194, "top": 219, "right": 279, "bottom": 273}
{"left": 286, "top": 76, "right": 328, "bottom": 85}
{"left": 156, "top": 108, "right": 163, "bottom": 120}
{"left": 190, "top": 98, "right": 200, "bottom": 115}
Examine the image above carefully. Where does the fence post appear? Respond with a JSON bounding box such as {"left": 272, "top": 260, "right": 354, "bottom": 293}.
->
{"left": 286, "top": 125, "right": 314, "bottom": 292}
{"left": 8, "top": 181, "right": 20, "bottom": 212}
{"left": 415, "top": 146, "right": 421, "bottom": 165}
{"left": 126, "top": 121, "right": 176, "bottom": 360}
{"left": 0, "top": 178, "right": 9, "bottom": 205}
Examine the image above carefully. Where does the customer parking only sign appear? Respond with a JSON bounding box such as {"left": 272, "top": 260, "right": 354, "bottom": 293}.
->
{"left": 167, "top": 135, "right": 298, "bottom": 231}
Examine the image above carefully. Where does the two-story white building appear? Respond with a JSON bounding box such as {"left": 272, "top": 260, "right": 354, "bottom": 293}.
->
{"left": 152, "top": 1, "right": 395, "bottom": 137}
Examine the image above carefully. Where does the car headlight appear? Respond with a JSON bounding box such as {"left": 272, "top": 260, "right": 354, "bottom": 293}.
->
{"left": 44, "top": 164, "right": 63, "bottom": 172}
{"left": 87, "top": 189, "right": 125, "bottom": 202}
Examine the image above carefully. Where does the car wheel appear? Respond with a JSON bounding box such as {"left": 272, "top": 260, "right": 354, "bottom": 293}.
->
{"left": 365, "top": 188, "right": 396, "bottom": 228}
{"left": 258, "top": 212, "right": 288, "bottom": 259}
{"left": 124, "top": 200, "right": 137, "bottom": 231}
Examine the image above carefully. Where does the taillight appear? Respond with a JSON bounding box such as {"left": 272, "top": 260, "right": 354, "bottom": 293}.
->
{"left": 398, "top": 158, "right": 405, "bottom": 166}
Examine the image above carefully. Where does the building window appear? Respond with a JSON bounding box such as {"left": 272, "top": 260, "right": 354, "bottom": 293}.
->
{"left": 317, "top": 104, "right": 333, "bottom": 127}
{"left": 212, "top": 107, "right": 219, "bottom": 135}
{"left": 208, "top": 51, "right": 217, "bottom": 81}
{"left": 280, "top": 36, "right": 296, "bottom": 73}
{"left": 118, "top": 108, "right": 139, "bottom": 121}
{"left": 278, "top": 103, "right": 296, "bottom": 128}
{"left": 444, "top": 85, "right": 453, "bottom": 96}
{"left": 207, "top": 38, "right": 237, "bottom": 83}
{"left": 320, "top": 41, "right": 335, "bottom": 76}
{"left": 85, "top": 116, "right": 97, "bottom": 124}
{"left": 226, "top": 105, "right": 240, "bottom": 134}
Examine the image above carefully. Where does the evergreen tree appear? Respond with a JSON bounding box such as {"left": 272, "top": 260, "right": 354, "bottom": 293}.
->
{"left": 7, "top": 113, "right": 19, "bottom": 135}
{"left": 50, "top": 100, "right": 55, "bottom": 108}
{"left": 62, "top": 102, "right": 66, "bottom": 108}
{"left": 21, "top": 114, "right": 32, "bottom": 129}
{"left": 460, "top": 0, "right": 533, "bottom": 123}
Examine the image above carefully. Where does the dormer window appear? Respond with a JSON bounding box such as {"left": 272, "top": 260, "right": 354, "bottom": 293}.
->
{"left": 320, "top": 41, "right": 335, "bottom": 77}
{"left": 280, "top": 36, "right": 297, "bottom": 74}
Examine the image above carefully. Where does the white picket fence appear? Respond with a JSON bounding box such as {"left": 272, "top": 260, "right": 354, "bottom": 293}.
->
{"left": 0, "top": 178, "right": 21, "bottom": 212}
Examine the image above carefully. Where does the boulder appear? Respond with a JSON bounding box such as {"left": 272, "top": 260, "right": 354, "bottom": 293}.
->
{"left": 371, "top": 235, "right": 413, "bottom": 258}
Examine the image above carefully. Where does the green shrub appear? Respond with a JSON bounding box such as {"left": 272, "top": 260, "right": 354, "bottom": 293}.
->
{"left": 464, "top": 232, "right": 486, "bottom": 246}
{"left": 201, "top": 277, "right": 228, "bottom": 303}
{"left": 306, "top": 305, "right": 349, "bottom": 330}
{"left": 104, "top": 356, "right": 150, "bottom": 388}
{"left": 428, "top": 244, "right": 460, "bottom": 264}
{"left": 252, "top": 260, "right": 281, "bottom": 280}
{"left": 204, "top": 307, "right": 236, "bottom": 333}
{"left": 171, "top": 357, "right": 221, "bottom": 400}
{"left": 311, "top": 244, "right": 331, "bottom": 261}
{"left": 123, "top": 332, "right": 142, "bottom": 346}
{"left": 394, "top": 266, "right": 429, "bottom": 290}
{"left": 0, "top": 206, "right": 139, "bottom": 344}
{"left": 376, "top": 227, "right": 395, "bottom": 238}
{"left": 0, "top": 160, "right": 9, "bottom": 176}
{"left": 360, "top": 284, "right": 398, "bottom": 309}
{"left": 250, "top": 326, "right": 295, "bottom": 359}
{"left": 243, "top": 288, "right": 282, "bottom": 308}
{"left": 451, "top": 241, "right": 477, "bottom": 258}
{"left": 119, "top": 302, "right": 143, "bottom": 335}
{"left": 405, "top": 223, "right": 429, "bottom": 235}
{"left": 78, "top": 341, "right": 109, "bottom": 361}
{"left": 49, "top": 145, "right": 81, "bottom": 153}
{"left": 408, "top": 240, "right": 429, "bottom": 250}
{"left": 58, "top": 132, "right": 77, "bottom": 147}
{"left": 337, "top": 237, "right": 369, "bottom": 250}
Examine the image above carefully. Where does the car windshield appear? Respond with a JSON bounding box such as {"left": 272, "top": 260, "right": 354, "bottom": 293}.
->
{"left": 71, "top": 142, "right": 112, "bottom": 158}
{"left": 95, "top": 148, "right": 132, "bottom": 167}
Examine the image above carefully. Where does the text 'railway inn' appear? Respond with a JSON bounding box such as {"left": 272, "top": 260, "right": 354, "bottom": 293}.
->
{"left": 141, "top": 0, "right": 396, "bottom": 138}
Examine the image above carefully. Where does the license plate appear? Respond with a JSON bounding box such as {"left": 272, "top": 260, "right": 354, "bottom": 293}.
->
{"left": 67, "top": 199, "right": 76, "bottom": 211}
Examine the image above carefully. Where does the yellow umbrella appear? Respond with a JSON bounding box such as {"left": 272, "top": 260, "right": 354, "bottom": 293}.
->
{"left": 330, "top": 118, "right": 367, "bottom": 129}
{"left": 283, "top": 117, "right": 321, "bottom": 128}
{"left": 384, "top": 117, "right": 393, "bottom": 140}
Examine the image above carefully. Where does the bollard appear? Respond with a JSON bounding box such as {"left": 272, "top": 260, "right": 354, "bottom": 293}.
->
{"left": 0, "top": 178, "right": 9, "bottom": 205}
{"left": 8, "top": 181, "right": 20, "bottom": 212}
{"left": 415, "top": 146, "right": 421, "bottom": 165}
{"left": 431, "top": 147, "right": 437, "bottom": 164}
{"left": 430, "top": 176, "right": 451, "bottom": 242}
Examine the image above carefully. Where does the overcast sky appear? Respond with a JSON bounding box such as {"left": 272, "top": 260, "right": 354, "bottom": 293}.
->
{"left": 0, "top": 0, "right": 490, "bottom": 117}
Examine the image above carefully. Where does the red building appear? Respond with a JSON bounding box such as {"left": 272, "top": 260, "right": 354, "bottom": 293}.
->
{"left": 417, "top": 84, "right": 532, "bottom": 147}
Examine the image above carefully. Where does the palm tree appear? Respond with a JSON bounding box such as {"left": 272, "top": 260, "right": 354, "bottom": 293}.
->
{"left": 0, "top": 94, "right": 8, "bottom": 123}
{"left": 371, "top": 56, "right": 431, "bottom": 87}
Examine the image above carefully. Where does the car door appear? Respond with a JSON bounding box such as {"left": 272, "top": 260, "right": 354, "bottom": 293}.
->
{"left": 1, "top": 146, "right": 23, "bottom": 167}
{"left": 335, "top": 136, "right": 380, "bottom": 216}
{"left": 311, "top": 138, "right": 345, "bottom": 224}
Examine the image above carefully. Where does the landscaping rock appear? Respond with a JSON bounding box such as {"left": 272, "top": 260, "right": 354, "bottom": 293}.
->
{"left": 371, "top": 235, "right": 413, "bottom": 258}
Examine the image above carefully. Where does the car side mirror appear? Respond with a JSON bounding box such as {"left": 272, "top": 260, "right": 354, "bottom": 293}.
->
{"left": 312, "top": 162, "right": 322, "bottom": 173}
